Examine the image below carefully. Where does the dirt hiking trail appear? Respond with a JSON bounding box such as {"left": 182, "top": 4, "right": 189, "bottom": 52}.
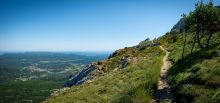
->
{"left": 151, "top": 46, "right": 173, "bottom": 103}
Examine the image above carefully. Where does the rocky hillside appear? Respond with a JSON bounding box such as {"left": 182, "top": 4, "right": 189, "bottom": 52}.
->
{"left": 64, "top": 39, "right": 160, "bottom": 87}
{"left": 45, "top": 39, "right": 164, "bottom": 103}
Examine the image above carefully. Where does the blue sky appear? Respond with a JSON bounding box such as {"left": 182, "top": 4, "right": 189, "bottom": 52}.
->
{"left": 0, "top": 0, "right": 220, "bottom": 52}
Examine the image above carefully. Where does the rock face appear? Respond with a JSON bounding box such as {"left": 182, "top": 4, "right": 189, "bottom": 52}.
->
{"left": 170, "top": 18, "right": 185, "bottom": 33}
{"left": 108, "top": 50, "right": 120, "bottom": 59}
{"left": 137, "top": 40, "right": 160, "bottom": 50}
{"left": 120, "top": 56, "right": 129, "bottom": 68}
{"left": 64, "top": 63, "right": 97, "bottom": 87}
{"left": 64, "top": 61, "right": 108, "bottom": 87}
{"left": 64, "top": 55, "right": 137, "bottom": 87}
{"left": 120, "top": 56, "right": 137, "bottom": 69}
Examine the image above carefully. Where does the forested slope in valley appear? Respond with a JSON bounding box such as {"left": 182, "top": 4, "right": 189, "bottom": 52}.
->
{"left": 0, "top": 52, "right": 108, "bottom": 103}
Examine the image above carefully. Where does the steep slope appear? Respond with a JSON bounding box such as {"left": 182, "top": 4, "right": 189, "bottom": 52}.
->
{"left": 45, "top": 23, "right": 220, "bottom": 103}
{"left": 44, "top": 28, "right": 220, "bottom": 103}
{"left": 45, "top": 40, "right": 165, "bottom": 103}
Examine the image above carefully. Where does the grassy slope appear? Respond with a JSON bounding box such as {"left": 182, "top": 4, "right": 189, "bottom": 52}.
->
{"left": 45, "top": 46, "right": 165, "bottom": 103}
{"left": 158, "top": 32, "right": 220, "bottom": 103}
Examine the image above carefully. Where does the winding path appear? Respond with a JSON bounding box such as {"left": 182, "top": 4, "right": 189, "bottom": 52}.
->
{"left": 151, "top": 46, "right": 173, "bottom": 103}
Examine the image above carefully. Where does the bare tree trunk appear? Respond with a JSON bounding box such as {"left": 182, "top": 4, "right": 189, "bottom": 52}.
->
{"left": 191, "top": 34, "right": 197, "bottom": 55}
{"left": 206, "top": 33, "right": 213, "bottom": 48}
{"left": 197, "top": 31, "right": 204, "bottom": 49}
{"left": 182, "top": 32, "right": 187, "bottom": 58}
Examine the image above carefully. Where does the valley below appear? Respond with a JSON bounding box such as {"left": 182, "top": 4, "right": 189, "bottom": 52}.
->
{"left": 0, "top": 52, "right": 108, "bottom": 103}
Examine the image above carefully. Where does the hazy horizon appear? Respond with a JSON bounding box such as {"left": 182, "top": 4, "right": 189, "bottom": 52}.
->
{"left": 0, "top": 50, "right": 113, "bottom": 54}
{"left": 1, "top": 0, "right": 220, "bottom": 52}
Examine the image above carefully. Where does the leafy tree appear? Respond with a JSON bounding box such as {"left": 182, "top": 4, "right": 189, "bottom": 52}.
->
{"left": 183, "top": 0, "right": 220, "bottom": 54}
{"left": 204, "top": 2, "right": 220, "bottom": 47}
